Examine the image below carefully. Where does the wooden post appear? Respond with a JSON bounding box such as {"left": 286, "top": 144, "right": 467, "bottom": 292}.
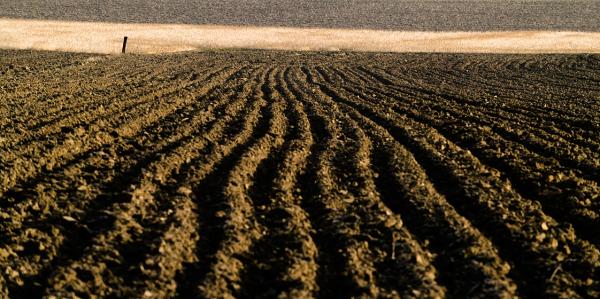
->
{"left": 122, "top": 36, "right": 128, "bottom": 54}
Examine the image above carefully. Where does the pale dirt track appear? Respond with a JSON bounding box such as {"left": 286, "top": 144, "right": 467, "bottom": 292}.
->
{"left": 2, "top": 18, "right": 600, "bottom": 54}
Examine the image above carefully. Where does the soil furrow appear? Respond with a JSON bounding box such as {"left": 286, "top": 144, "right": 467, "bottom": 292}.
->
{"left": 121, "top": 66, "right": 268, "bottom": 298}
{"left": 39, "top": 65, "right": 262, "bottom": 298}
{"left": 327, "top": 65, "right": 600, "bottom": 246}
{"left": 3, "top": 58, "right": 195, "bottom": 136}
{"left": 318, "top": 66, "right": 520, "bottom": 298}
{"left": 235, "top": 65, "right": 318, "bottom": 298}
{"left": 0, "top": 62, "right": 227, "bottom": 155}
{"left": 2, "top": 65, "right": 259, "bottom": 297}
{"left": 196, "top": 66, "right": 288, "bottom": 298}
{"left": 306, "top": 71, "right": 600, "bottom": 298}
{"left": 3, "top": 50, "right": 599, "bottom": 298}
{"left": 294, "top": 65, "right": 445, "bottom": 298}
{"left": 0, "top": 65, "right": 240, "bottom": 199}
{"left": 362, "top": 61, "right": 596, "bottom": 124}
{"left": 0, "top": 55, "right": 161, "bottom": 129}
{"left": 173, "top": 66, "right": 274, "bottom": 298}
{"left": 345, "top": 64, "right": 598, "bottom": 153}
{"left": 365, "top": 65, "right": 600, "bottom": 142}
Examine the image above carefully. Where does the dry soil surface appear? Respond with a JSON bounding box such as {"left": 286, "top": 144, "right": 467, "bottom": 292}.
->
{"left": 1, "top": 0, "right": 600, "bottom": 31}
{"left": 1, "top": 49, "right": 600, "bottom": 298}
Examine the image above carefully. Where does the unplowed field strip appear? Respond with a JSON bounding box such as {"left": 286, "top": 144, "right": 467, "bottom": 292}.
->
{"left": 1, "top": 50, "right": 599, "bottom": 298}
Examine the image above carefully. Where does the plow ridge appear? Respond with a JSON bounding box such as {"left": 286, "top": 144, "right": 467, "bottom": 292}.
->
{"left": 327, "top": 64, "right": 600, "bottom": 247}
{"left": 1, "top": 50, "right": 599, "bottom": 298}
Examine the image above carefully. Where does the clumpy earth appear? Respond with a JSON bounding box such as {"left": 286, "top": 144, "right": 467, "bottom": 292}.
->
{"left": 1, "top": 50, "right": 600, "bottom": 298}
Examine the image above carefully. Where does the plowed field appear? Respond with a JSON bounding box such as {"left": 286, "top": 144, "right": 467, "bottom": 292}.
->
{"left": 1, "top": 50, "right": 600, "bottom": 298}
{"left": 3, "top": 0, "right": 600, "bottom": 31}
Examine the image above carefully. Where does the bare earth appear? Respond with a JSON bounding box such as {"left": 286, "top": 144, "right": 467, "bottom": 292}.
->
{"left": 2, "top": 18, "right": 600, "bottom": 54}
{"left": 1, "top": 49, "right": 600, "bottom": 299}
{"left": 2, "top": 0, "right": 599, "bottom": 31}
{"left": 2, "top": 1, "right": 600, "bottom": 298}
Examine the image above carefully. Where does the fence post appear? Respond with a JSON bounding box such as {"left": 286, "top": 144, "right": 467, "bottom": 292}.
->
{"left": 122, "top": 36, "right": 128, "bottom": 54}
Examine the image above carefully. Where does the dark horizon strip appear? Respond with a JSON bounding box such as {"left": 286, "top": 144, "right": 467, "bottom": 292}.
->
{"left": 1, "top": 0, "right": 599, "bottom": 32}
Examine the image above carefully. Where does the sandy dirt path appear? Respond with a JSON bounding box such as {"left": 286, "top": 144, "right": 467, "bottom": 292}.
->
{"left": 2, "top": 18, "right": 600, "bottom": 54}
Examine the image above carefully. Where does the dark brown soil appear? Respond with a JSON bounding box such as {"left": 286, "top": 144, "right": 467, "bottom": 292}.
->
{"left": 2, "top": 0, "right": 600, "bottom": 31}
{"left": 1, "top": 49, "right": 600, "bottom": 298}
